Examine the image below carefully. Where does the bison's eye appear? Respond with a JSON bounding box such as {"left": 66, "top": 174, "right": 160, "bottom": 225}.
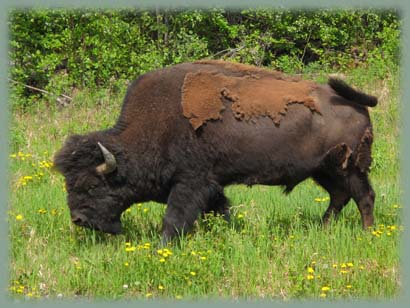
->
{"left": 87, "top": 186, "right": 100, "bottom": 196}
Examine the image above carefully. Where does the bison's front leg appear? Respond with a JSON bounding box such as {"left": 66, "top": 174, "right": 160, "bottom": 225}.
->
{"left": 162, "top": 182, "right": 207, "bottom": 243}
{"left": 203, "top": 181, "right": 230, "bottom": 222}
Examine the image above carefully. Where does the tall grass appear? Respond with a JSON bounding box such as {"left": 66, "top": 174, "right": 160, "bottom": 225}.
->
{"left": 8, "top": 69, "right": 401, "bottom": 300}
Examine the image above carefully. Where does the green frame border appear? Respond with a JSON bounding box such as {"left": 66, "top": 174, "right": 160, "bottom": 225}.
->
{"left": 1, "top": 1, "right": 408, "bottom": 307}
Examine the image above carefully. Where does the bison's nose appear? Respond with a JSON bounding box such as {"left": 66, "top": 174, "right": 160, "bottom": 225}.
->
{"left": 71, "top": 212, "right": 88, "bottom": 226}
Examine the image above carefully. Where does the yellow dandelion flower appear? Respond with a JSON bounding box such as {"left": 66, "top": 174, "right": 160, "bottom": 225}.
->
{"left": 15, "top": 214, "right": 23, "bottom": 220}
{"left": 200, "top": 256, "right": 207, "bottom": 260}
{"left": 347, "top": 262, "right": 354, "bottom": 267}
{"left": 124, "top": 262, "right": 129, "bottom": 267}
{"left": 307, "top": 267, "right": 315, "bottom": 273}
{"left": 190, "top": 271, "right": 196, "bottom": 276}
{"left": 158, "top": 285, "right": 164, "bottom": 290}
{"left": 306, "top": 274, "right": 314, "bottom": 280}
{"left": 340, "top": 269, "right": 349, "bottom": 274}
{"left": 159, "top": 258, "right": 166, "bottom": 263}
{"left": 143, "top": 208, "right": 149, "bottom": 213}
{"left": 125, "top": 246, "right": 136, "bottom": 252}
{"left": 321, "top": 286, "right": 331, "bottom": 292}
{"left": 143, "top": 243, "right": 151, "bottom": 248}
{"left": 125, "top": 208, "right": 131, "bottom": 213}
{"left": 314, "top": 197, "right": 322, "bottom": 202}
{"left": 125, "top": 242, "right": 131, "bottom": 247}
{"left": 346, "top": 285, "right": 352, "bottom": 289}
{"left": 332, "top": 264, "right": 338, "bottom": 268}
{"left": 237, "top": 214, "right": 244, "bottom": 219}
{"left": 38, "top": 209, "right": 47, "bottom": 214}
{"left": 145, "top": 293, "right": 153, "bottom": 298}
{"left": 319, "top": 293, "right": 327, "bottom": 298}
{"left": 163, "top": 248, "right": 172, "bottom": 255}
{"left": 191, "top": 251, "right": 197, "bottom": 256}
{"left": 157, "top": 249, "right": 163, "bottom": 255}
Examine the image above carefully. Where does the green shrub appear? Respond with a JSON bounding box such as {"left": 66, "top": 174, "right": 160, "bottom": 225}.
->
{"left": 9, "top": 9, "right": 400, "bottom": 110}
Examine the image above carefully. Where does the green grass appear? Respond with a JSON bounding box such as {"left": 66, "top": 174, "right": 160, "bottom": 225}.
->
{"left": 8, "top": 71, "right": 401, "bottom": 301}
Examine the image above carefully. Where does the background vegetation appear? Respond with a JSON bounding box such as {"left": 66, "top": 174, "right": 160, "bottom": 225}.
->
{"left": 8, "top": 8, "right": 401, "bottom": 301}
{"left": 9, "top": 8, "right": 399, "bottom": 109}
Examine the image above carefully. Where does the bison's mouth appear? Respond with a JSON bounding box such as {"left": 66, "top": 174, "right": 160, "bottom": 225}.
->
{"left": 71, "top": 213, "right": 122, "bottom": 234}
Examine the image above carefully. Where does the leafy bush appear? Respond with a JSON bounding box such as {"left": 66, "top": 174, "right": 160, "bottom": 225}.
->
{"left": 9, "top": 9, "right": 400, "bottom": 109}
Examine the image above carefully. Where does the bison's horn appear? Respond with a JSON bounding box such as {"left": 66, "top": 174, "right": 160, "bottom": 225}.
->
{"left": 96, "top": 142, "right": 117, "bottom": 174}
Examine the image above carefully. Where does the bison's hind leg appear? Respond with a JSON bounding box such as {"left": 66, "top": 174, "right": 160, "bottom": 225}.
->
{"left": 314, "top": 143, "right": 354, "bottom": 225}
{"left": 314, "top": 133, "right": 376, "bottom": 229}
{"left": 349, "top": 127, "right": 375, "bottom": 229}
{"left": 314, "top": 171, "right": 375, "bottom": 229}
{"left": 349, "top": 173, "right": 375, "bottom": 229}
{"left": 313, "top": 173, "right": 351, "bottom": 226}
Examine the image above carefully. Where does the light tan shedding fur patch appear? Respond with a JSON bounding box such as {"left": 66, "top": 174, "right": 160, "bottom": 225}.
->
{"left": 181, "top": 68, "right": 319, "bottom": 129}
{"left": 182, "top": 71, "right": 232, "bottom": 130}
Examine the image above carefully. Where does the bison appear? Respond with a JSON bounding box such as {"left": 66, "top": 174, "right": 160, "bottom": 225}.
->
{"left": 54, "top": 60, "right": 378, "bottom": 242}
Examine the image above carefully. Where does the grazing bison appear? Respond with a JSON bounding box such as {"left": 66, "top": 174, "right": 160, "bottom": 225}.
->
{"left": 54, "top": 60, "right": 378, "bottom": 242}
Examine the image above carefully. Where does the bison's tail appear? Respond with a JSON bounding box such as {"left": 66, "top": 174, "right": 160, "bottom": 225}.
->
{"left": 328, "top": 78, "right": 378, "bottom": 107}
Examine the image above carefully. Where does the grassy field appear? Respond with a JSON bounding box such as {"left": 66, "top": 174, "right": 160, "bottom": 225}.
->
{"left": 8, "top": 70, "right": 402, "bottom": 301}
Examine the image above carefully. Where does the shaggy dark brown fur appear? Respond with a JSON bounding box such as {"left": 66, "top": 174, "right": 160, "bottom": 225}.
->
{"left": 54, "top": 60, "right": 378, "bottom": 242}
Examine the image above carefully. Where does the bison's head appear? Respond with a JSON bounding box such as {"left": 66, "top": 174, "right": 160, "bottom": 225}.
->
{"left": 54, "top": 134, "right": 132, "bottom": 234}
